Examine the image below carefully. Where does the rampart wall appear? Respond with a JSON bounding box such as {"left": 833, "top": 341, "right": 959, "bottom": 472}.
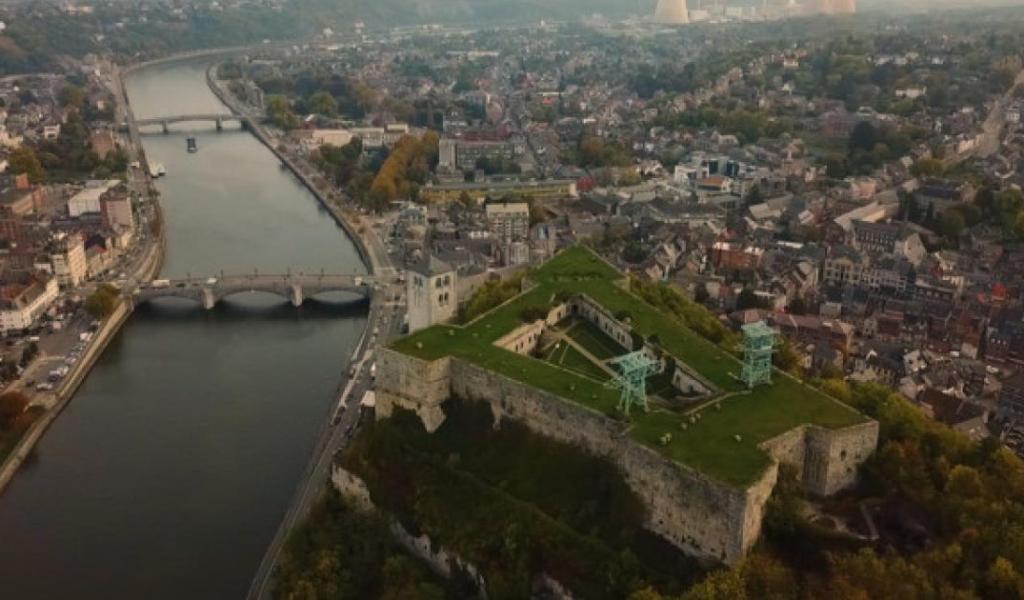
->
{"left": 375, "top": 343, "right": 878, "bottom": 565}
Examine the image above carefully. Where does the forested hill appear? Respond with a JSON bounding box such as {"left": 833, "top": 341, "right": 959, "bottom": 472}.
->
{"left": 0, "top": 0, "right": 644, "bottom": 74}
{"left": 319, "top": 0, "right": 644, "bottom": 23}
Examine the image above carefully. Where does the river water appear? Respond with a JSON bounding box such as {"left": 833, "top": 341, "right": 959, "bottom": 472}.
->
{"left": 0, "top": 59, "right": 367, "bottom": 598}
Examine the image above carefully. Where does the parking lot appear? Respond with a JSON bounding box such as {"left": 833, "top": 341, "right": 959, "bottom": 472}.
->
{"left": 2, "top": 300, "right": 99, "bottom": 408}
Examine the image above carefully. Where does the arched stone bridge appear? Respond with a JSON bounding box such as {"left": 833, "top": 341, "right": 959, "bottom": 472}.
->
{"left": 133, "top": 273, "right": 375, "bottom": 309}
{"left": 135, "top": 113, "right": 250, "bottom": 133}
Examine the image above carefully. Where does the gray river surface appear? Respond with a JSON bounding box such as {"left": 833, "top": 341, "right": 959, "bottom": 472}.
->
{"left": 0, "top": 58, "right": 368, "bottom": 598}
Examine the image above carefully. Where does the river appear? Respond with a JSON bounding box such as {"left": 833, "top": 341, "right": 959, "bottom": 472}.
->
{"left": 0, "top": 58, "right": 368, "bottom": 598}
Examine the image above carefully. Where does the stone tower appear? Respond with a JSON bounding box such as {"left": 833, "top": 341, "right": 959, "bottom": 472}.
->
{"left": 654, "top": 0, "right": 689, "bottom": 24}
{"left": 406, "top": 255, "right": 458, "bottom": 333}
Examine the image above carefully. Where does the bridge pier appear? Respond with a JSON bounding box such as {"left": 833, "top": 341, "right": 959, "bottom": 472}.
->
{"left": 202, "top": 288, "right": 216, "bottom": 310}
{"left": 161, "top": 121, "right": 169, "bottom": 134}
{"left": 289, "top": 284, "right": 304, "bottom": 308}
{"left": 216, "top": 117, "right": 223, "bottom": 132}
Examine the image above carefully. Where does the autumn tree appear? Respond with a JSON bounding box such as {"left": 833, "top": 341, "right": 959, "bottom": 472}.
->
{"left": 910, "top": 157, "right": 944, "bottom": 178}
{"left": 0, "top": 391, "right": 29, "bottom": 429}
{"left": 85, "top": 284, "right": 120, "bottom": 318}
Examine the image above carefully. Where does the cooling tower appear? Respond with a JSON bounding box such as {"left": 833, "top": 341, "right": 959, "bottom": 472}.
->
{"left": 814, "top": 0, "right": 855, "bottom": 14}
{"left": 654, "top": 0, "right": 690, "bottom": 24}
{"left": 833, "top": 0, "right": 856, "bottom": 13}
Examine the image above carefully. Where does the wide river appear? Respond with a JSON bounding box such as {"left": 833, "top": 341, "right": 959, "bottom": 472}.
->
{"left": 0, "top": 59, "right": 368, "bottom": 598}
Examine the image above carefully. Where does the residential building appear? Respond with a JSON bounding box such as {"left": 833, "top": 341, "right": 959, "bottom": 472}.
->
{"left": 0, "top": 270, "right": 58, "bottom": 333}
{"left": 48, "top": 234, "right": 87, "bottom": 288}
{"left": 485, "top": 202, "right": 530, "bottom": 241}
{"left": 102, "top": 193, "right": 134, "bottom": 232}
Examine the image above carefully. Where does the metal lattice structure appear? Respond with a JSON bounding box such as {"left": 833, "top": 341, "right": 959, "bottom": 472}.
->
{"left": 606, "top": 351, "right": 661, "bottom": 416}
{"left": 740, "top": 321, "right": 777, "bottom": 389}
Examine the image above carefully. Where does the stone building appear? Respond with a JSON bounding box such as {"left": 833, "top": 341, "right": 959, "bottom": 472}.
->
{"left": 406, "top": 255, "right": 457, "bottom": 333}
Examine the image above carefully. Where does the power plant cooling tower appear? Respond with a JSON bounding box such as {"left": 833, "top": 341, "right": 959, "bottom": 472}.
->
{"left": 654, "top": 0, "right": 690, "bottom": 24}
{"left": 816, "top": 0, "right": 856, "bottom": 14}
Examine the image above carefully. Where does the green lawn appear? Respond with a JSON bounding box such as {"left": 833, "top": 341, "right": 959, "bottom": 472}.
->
{"left": 391, "top": 246, "right": 866, "bottom": 487}
{"left": 566, "top": 318, "right": 627, "bottom": 360}
{"left": 546, "top": 341, "right": 612, "bottom": 382}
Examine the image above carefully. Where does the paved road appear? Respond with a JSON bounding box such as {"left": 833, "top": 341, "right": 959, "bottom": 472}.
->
{"left": 974, "top": 69, "right": 1024, "bottom": 159}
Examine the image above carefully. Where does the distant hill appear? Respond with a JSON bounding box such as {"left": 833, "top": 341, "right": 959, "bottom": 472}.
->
{"left": 311, "top": 0, "right": 647, "bottom": 24}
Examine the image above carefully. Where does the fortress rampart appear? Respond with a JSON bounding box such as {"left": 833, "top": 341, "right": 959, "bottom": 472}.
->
{"left": 374, "top": 347, "right": 878, "bottom": 565}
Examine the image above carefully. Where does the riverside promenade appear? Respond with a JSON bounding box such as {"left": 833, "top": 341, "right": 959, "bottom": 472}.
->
{"left": 0, "top": 235, "right": 164, "bottom": 495}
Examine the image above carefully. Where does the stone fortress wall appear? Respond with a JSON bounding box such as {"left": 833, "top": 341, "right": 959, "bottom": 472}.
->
{"left": 375, "top": 346, "right": 879, "bottom": 565}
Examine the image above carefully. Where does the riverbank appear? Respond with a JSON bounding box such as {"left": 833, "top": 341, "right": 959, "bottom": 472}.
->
{"left": 204, "top": 64, "right": 389, "bottom": 277}
{"left": 0, "top": 67, "right": 168, "bottom": 496}
{"left": 203, "top": 62, "right": 405, "bottom": 599}
{"left": 0, "top": 230, "right": 165, "bottom": 495}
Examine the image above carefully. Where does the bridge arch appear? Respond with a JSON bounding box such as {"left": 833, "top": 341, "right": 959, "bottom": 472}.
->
{"left": 132, "top": 273, "right": 374, "bottom": 310}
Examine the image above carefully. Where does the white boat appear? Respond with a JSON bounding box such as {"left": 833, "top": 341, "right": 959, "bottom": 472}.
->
{"left": 148, "top": 162, "right": 167, "bottom": 177}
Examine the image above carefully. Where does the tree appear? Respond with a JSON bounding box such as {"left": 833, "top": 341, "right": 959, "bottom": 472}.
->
{"left": 825, "top": 154, "right": 849, "bottom": 179}
{"left": 683, "top": 568, "right": 746, "bottom": 600}
{"left": 938, "top": 209, "right": 966, "bottom": 242}
{"left": 19, "top": 341, "right": 38, "bottom": 367}
{"left": 736, "top": 289, "right": 764, "bottom": 311}
{"left": 85, "top": 284, "right": 120, "bottom": 318}
{"left": 0, "top": 390, "right": 29, "bottom": 428}
{"left": 266, "top": 95, "right": 299, "bottom": 130}
{"left": 773, "top": 337, "right": 803, "bottom": 376}
{"left": 622, "top": 241, "right": 648, "bottom": 264}
{"left": 744, "top": 185, "right": 763, "bottom": 207}
{"left": 57, "top": 85, "right": 85, "bottom": 109}
{"left": 307, "top": 90, "right": 338, "bottom": 116}
{"left": 849, "top": 121, "right": 879, "bottom": 154}
{"left": 911, "top": 158, "right": 944, "bottom": 178}
{"left": 8, "top": 146, "right": 45, "bottom": 183}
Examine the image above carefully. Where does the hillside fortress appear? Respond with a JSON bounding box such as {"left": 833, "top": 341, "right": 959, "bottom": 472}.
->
{"left": 372, "top": 247, "right": 878, "bottom": 565}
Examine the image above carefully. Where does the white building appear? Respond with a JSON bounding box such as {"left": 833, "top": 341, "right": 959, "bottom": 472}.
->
{"left": 49, "top": 234, "right": 88, "bottom": 288}
{"left": 68, "top": 179, "right": 120, "bottom": 218}
{"left": 438, "top": 138, "right": 457, "bottom": 171}
{"left": 406, "top": 255, "right": 457, "bottom": 333}
{"left": 0, "top": 272, "right": 59, "bottom": 333}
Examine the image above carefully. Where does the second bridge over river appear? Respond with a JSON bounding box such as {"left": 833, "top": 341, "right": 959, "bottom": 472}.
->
{"left": 133, "top": 272, "right": 376, "bottom": 309}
